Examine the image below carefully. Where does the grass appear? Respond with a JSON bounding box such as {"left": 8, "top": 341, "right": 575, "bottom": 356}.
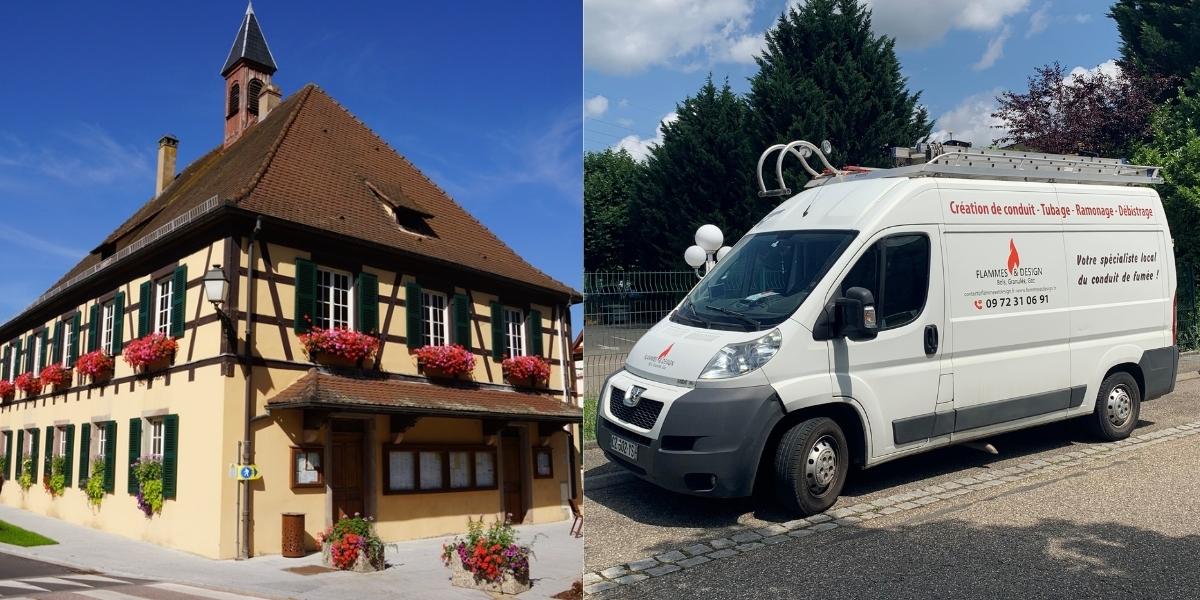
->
{"left": 583, "top": 396, "right": 597, "bottom": 442}
{"left": 0, "top": 520, "right": 57, "bottom": 547}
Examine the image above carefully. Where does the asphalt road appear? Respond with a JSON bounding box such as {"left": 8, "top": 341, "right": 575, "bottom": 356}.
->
{"left": 585, "top": 373, "right": 1200, "bottom": 577}
{"left": 0, "top": 552, "right": 265, "bottom": 599}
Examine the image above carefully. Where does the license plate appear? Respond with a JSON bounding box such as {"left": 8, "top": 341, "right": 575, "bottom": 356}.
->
{"left": 609, "top": 434, "right": 639, "bottom": 462}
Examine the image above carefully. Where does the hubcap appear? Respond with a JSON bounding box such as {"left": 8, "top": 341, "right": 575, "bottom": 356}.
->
{"left": 1107, "top": 385, "right": 1133, "bottom": 427}
{"left": 805, "top": 435, "right": 838, "bottom": 494}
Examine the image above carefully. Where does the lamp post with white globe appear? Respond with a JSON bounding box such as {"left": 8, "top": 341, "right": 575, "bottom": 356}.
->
{"left": 684, "top": 224, "right": 733, "bottom": 278}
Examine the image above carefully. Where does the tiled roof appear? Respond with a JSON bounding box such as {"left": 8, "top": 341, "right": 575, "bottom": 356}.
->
{"left": 268, "top": 369, "right": 582, "bottom": 422}
{"left": 48, "top": 83, "right": 576, "bottom": 299}
{"left": 221, "top": 4, "right": 277, "bottom": 76}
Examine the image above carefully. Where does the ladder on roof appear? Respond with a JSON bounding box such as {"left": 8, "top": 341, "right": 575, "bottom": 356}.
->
{"left": 756, "top": 140, "right": 1163, "bottom": 197}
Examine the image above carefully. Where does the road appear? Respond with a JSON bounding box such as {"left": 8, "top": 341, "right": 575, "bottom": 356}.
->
{"left": 584, "top": 373, "right": 1200, "bottom": 598}
{"left": 0, "top": 553, "right": 266, "bottom": 599}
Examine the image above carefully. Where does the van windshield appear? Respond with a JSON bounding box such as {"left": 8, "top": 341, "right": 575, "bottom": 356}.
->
{"left": 673, "top": 230, "right": 856, "bottom": 331}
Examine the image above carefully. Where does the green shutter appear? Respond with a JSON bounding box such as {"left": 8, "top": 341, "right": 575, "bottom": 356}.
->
{"left": 4, "top": 432, "right": 11, "bottom": 479}
{"left": 127, "top": 418, "right": 142, "bottom": 494}
{"left": 28, "top": 428, "right": 39, "bottom": 482}
{"left": 490, "top": 302, "right": 505, "bottom": 361}
{"left": 69, "top": 312, "right": 81, "bottom": 364}
{"left": 162, "top": 414, "right": 178, "bottom": 500}
{"left": 171, "top": 266, "right": 187, "bottom": 338}
{"left": 453, "top": 294, "right": 471, "bottom": 347}
{"left": 39, "top": 331, "right": 49, "bottom": 371}
{"left": 77, "top": 424, "right": 90, "bottom": 487}
{"left": 405, "top": 283, "right": 423, "bottom": 349}
{"left": 14, "top": 430, "right": 23, "bottom": 478}
{"left": 294, "top": 258, "right": 317, "bottom": 333}
{"left": 87, "top": 304, "right": 100, "bottom": 353}
{"left": 138, "top": 281, "right": 152, "bottom": 338}
{"left": 357, "top": 272, "right": 379, "bottom": 334}
{"left": 52, "top": 321, "right": 63, "bottom": 365}
{"left": 43, "top": 426, "right": 52, "bottom": 482}
{"left": 526, "top": 309, "right": 543, "bottom": 357}
{"left": 23, "top": 335, "right": 32, "bottom": 374}
{"left": 63, "top": 425, "right": 75, "bottom": 488}
{"left": 103, "top": 421, "right": 116, "bottom": 493}
{"left": 112, "top": 292, "right": 126, "bottom": 353}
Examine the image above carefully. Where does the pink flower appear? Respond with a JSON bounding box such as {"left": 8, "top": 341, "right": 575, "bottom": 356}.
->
{"left": 122, "top": 333, "right": 178, "bottom": 369}
{"left": 415, "top": 345, "right": 475, "bottom": 377}
{"left": 39, "top": 364, "right": 72, "bottom": 388}
{"left": 0, "top": 380, "right": 14, "bottom": 399}
{"left": 501, "top": 356, "right": 550, "bottom": 385}
{"left": 299, "top": 327, "right": 380, "bottom": 363}
{"left": 76, "top": 351, "right": 115, "bottom": 378}
{"left": 15, "top": 372, "right": 42, "bottom": 395}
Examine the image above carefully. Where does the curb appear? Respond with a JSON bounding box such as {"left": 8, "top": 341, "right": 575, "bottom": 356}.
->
{"left": 583, "top": 420, "right": 1200, "bottom": 596}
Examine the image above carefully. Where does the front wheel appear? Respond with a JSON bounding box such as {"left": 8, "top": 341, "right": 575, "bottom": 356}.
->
{"left": 773, "top": 417, "right": 849, "bottom": 515}
{"left": 1086, "top": 372, "right": 1141, "bottom": 441}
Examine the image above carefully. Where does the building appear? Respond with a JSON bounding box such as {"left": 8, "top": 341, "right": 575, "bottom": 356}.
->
{"left": 0, "top": 5, "right": 581, "bottom": 560}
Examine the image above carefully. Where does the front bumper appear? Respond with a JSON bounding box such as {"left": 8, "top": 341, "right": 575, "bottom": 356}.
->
{"left": 595, "top": 372, "right": 785, "bottom": 497}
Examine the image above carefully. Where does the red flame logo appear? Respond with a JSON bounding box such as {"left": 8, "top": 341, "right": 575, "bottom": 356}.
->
{"left": 658, "top": 344, "right": 674, "bottom": 360}
{"left": 1007, "top": 239, "right": 1020, "bottom": 273}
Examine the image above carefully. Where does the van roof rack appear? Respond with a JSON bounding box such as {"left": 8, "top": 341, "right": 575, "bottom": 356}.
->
{"left": 756, "top": 140, "right": 1163, "bottom": 196}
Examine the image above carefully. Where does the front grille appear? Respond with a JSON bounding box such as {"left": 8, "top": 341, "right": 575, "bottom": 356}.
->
{"left": 608, "top": 386, "right": 664, "bottom": 430}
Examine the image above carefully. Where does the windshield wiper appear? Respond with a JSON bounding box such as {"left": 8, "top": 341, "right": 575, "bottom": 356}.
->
{"left": 682, "top": 301, "right": 710, "bottom": 327}
{"left": 704, "top": 304, "right": 760, "bottom": 329}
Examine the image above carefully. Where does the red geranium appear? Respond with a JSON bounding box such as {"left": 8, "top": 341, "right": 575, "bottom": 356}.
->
{"left": 415, "top": 345, "right": 475, "bottom": 377}
{"left": 76, "top": 350, "right": 115, "bottom": 380}
{"left": 502, "top": 356, "right": 550, "bottom": 386}
{"left": 330, "top": 533, "right": 366, "bottom": 570}
{"left": 0, "top": 380, "right": 14, "bottom": 400}
{"left": 122, "top": 333, "right": 178, "bottom": 370}
{"left": 15, "top": 372, "right": 42, "bottom": 395}
{"left": 299, "top": 327, "right": 380, "bottom": 363}
{"left": 39, "top": 363, "right": 71, "bottom": 389}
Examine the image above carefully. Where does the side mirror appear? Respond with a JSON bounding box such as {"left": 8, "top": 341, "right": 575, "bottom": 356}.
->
{"left": 835, "top": 287, "right": 878, "bottom": 341}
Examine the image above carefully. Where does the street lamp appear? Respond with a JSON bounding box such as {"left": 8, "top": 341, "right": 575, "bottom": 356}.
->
{"left": 203, "top": 265, "right": 228, "bottom": 308}
{"left": 684, "top": 225, "right": 733, "bottom": 278}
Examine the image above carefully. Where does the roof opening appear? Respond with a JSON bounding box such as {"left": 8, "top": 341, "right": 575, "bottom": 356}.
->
{"left": 365, "top": 178, "right": 437, "bottom": 238}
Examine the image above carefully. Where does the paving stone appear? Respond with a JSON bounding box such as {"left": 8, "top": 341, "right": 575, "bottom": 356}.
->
{"left": 709, "top": 538, "right": 736, "bottom": 549}
{"left": 756, "top": 524, "right": 788, "bottom": 537}
{"left": 782, "top": 518, "right": 812, "bottom": 530}
{"left": 834, "top": 517, "right": 861, "bottom": 525}
{"left": 857, "top": 512, "right": 880, "bottom": 521}
{"left": 614, "top": 574, "right": 649, "bottom": 585}
{"left": 682, "top": 543, "right": 713, "bottom": 556}
{"left": 936, "top": 492, "right": 957, "bottom": 500}
{"left": 880, "top": 506, "right": 903, "bottom": 514}
{"left": 628, "top": 558, "right": 660, "bottom": 572}
{"left": 788, "top": 529, "right": 814, "bottom": 538}
{"left": 586, "top": 581, "right": 620, "bottom": 594}
{"left": 940, "top": 481, "right": 962, "bottom": 490}
{"left": 829, "top": 508, "right": 857, "bottom": 519}
{"left": 924, "top": 485, "right": 946, "bottom": 494}
{"left": 709, "top": 548, "right": 738, "bottom": 559}
{"left": 655, "top": 550, "right": 687, "bottom": 563}
{"left": 1001, "top": 475, "right": 1022, "bottom": 482}
{"left": 762, "top": 535, "right": 789, "bottom": 545}
{"left": 807, "top": 513, "right": 833, "bottom": 524}
{"left": 975, "top": 472, "right": 997, "bottom": 481}
{"left": 583, "top": 572, "right": 603, "bottom": 585}
{"left": 848, "top": 503, "right": 875, "bottom": 513}
{"left": 731, "top": 531, "right": 763, "bottom": 543}
{"left": 678, "top": 556, "right": 711, "bottom": 569}
{"left": 870, "top": 497, "right": 896, "bottom": 508}
{"left": 953, "top": 477, "right": 980, "bottom": 486}
{"left": 735, "top": 542, "right": 764, "bottom": 552}
{"left": 915, "top": 496, "right": 940, "bottom": 505}
{"left": 809, "top": 522, "right": 838, "bottom": 532}
{"left": 600, "top": 566, "right": 629, "bottom": 579}
{"left": 645, "top": 564, "right": 682, "bottom": 577}
{"left": 967, "top": 483, "right": 988, "bottom": 491}
{"left": 895, "top": 501, "right": 919, "bottom": 510}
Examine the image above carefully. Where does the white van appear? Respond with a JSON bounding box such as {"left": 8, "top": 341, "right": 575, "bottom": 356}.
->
{"left": 596, "top": 142, "right": 1179, "bottom": 514}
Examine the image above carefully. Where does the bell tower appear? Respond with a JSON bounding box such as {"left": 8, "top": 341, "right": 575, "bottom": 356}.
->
{"left": 221, "top": 2, "right": 278, "bottom": 147}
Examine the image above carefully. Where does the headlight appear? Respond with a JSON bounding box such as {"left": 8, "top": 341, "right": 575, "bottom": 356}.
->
{"left": 699, "top": 329, "right": 782, "bottom": 379}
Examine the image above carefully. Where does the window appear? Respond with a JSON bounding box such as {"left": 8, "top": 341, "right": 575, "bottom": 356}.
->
{"left": 384, "top": 446, "right": 498, "bottom": 494}
{"left": 155, "top": 277, "right": 174, "bottom": 335}
{"left": 316, "top": 268, "right": 353, "bottom": 330}
{"left": 840, "top": 233, "right": 931, "bottom": 331}
{"left": 57, "top": 428, "right": 67, "bottom": 457}
{"left": 62, "top": 320, "right": 74, "bottom": 368}
{"left": 228, "top": 83, "right": 240, "bottom": 116}
{"left": 148, "top": 419, "right": 164, "bottom": 459}
{"left": 534, "top": 448, "right": 553, "bottom": 478}
{"left": 247, "top": 79, "right": 263, "bottom": 116}
{"left": 31, "top": 336, "right": 42, "bottom": 377}
{"left": 101, "top": 301, "right": 117, "bottom": 354}
{"left": 291, "top": 447, "right": 324, "bottom": 488}
{"left": 504, "top": 308, "right": 525, "bottom": 357}
{"left": 422, "top": 291, "right": 449, "bottom": 346}
{"left": 95, "top": 424, "right": 107, "bottom": 459}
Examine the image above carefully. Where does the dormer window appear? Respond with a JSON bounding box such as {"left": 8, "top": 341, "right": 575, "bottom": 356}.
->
{"left": 364, "top": 179, "right": 437, "bottom": 238}
{"left": 228, "top": 83, "right": 241, "bottom": 117}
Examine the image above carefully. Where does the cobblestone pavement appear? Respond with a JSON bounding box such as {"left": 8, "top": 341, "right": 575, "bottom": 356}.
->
{"left": 584, "top": 374, "right": 1200, "bottom": 596}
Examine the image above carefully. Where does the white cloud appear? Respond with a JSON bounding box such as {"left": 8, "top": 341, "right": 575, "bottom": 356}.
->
{"left": 723, "top": 32, "right": 766, "bottom": 64}
{"left": 0, "top": 224, "right": 85, "bottom": 261}
{"left": 1027, "top": 2, "right": 1050, "bottom": 37}
{"left": 0, "top": 124, "right": 151, "bottom": 187}
{"left": 584, "top": 0, "right": 757, "bottom": 74}
{"left": 1069, "top": 59, "right": 1121, "bottom": 80}
{"left": 585, "top": 95, "right": 610, "bottom": 118}
{"left": 972, "top": 25, "right": 1010, "bottom": 71}
{"left": 863, "top": 0, "right": 1028, "bottom": 48}
{"left": 613, "top": 112, "right": 678, "bottom": 161}
{"left": 929, "top": 89, "right": 1007, "bottom": 148}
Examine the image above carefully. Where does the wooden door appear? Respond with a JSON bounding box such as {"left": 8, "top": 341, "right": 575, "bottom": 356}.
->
{"left": 331, "top": 428, "right": 365, "bottom": 522}
{"left": 501, "top": 431, "right": 526, "bottom": 523}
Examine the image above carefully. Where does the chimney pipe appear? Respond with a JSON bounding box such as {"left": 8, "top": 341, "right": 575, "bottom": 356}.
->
{"left": 156, "top": 135, "right": 179, "bottom": 196}
{"left": 258, "top": 84, "right": 282, "bottom": 120}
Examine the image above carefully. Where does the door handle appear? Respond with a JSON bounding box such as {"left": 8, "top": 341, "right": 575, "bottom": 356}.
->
{"left": 923, "top": 324, "right": 939, "bottom": 356}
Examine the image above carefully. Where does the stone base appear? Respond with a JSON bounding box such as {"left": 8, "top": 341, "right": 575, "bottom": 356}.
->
{"left": 447, "top": 559, "right": 531, "bottom": 595}
{"left": 321, "top": 541, "right": 386, "bottom": 572}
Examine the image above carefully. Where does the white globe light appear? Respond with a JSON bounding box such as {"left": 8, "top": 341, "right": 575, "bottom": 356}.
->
{"left": 695, "top": 224, "right": 724, "bottom": 252}
{"left": 684, "top": 245, "right": 707, "bottom": 268}
{"left": 715, "top": 246, "right": 732, "bottom": 262}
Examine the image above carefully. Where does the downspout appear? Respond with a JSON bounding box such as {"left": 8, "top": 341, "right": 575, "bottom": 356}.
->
{"left": 240, "top": 216, "right": 262, "bottom": 560}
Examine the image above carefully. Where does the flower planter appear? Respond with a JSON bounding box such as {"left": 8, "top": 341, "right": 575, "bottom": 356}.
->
{"left": 506, "top": 375, "right": 547, "bottom": 389}
{"left": 312, "top": 352, "right": 366, "bottom": 370}
{"left": 421, "top": 365, "right": 467, "bottom": 381}
{"left": 447, "top": 558, "right": 531, "bottom": 595}
{"left": 321, "top": 540, "right": 386, "bottom": 572}
{"left": 136, "top": 354, "right": 173, "bottom": 375}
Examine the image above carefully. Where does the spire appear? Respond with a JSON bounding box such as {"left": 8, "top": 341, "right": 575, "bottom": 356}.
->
{"left": 221, "top": 1, "right": 277, "bottom": 77}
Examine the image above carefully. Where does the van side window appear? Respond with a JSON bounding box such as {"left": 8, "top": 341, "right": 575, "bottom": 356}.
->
{"left": 841, "top": 234, "right": 930, "bottom": 330}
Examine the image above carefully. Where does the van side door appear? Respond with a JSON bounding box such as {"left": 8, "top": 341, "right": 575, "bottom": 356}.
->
{"left": 826, "top": 225, "right": 947, "bottom": 457}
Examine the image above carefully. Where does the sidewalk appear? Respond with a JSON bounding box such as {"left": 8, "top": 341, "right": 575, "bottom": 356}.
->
{"left": 0, "top": 506, "right": 581, "bottom": 600}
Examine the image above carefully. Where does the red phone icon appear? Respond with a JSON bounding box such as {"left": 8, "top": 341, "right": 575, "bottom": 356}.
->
{"left": 974, "top": 299, "right": 984, "bottom": 310}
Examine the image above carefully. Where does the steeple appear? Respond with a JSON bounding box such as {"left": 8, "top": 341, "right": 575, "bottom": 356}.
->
{"left": 221, "top": 2, "right": 279, "bottom": 147}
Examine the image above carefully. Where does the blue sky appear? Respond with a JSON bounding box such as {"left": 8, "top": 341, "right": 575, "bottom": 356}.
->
{"left": 0, "top": 1, "right": 582, "bottom": 324}
{"left": 584, "top": 0, "right": 1121, "bottom": 158}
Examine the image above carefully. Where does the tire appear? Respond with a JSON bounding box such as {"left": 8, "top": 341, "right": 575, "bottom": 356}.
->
{"left": 773, "top": 417, "right": 849, "bottom": 515}
{"left": 1086, "top": 371, "right": 1141, "bottom": 441}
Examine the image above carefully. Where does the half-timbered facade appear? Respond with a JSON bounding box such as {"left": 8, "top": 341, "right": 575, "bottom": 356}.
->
{"left": 0, "top": 6, "right": 580, "bottom": 559}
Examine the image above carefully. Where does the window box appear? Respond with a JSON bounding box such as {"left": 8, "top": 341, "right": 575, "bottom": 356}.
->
{"left": 0, "top": 381, "right": 14, "bottom": 402}
{"left": 76, "top": 351, "right": 115, "bottom": 384}
{"left": 299, "top": 327, "right": 380, "bottom": 369}
{"left": 415, "top": 345, "right": 475, "bottom": 381}
{"left": 501, "top": 356, "right": 551, "bottom": 389}
{"left": 39, "top": 364, "right": 72, "bottom": 392}
{"left": 122, "top": 333, "right": 178, "bottom": 374}
{"left": 14, "top": 373, "right": 42, "bottom": 397}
